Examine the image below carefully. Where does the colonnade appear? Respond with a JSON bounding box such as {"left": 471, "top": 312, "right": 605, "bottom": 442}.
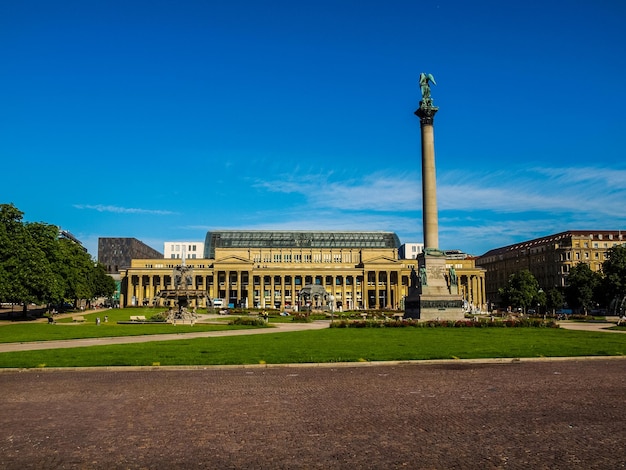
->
{"left": 121, "top": 265, "right": 486, "bottom": 312}
{"left": 123, "top": 268, "right": 409, "bottom": 310}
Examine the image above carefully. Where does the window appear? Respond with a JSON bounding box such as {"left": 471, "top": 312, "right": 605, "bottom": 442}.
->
{"left": 294, "top": 254, "right": 301, "bottom": 263}
{"left": 273, "top": 254, "right": 281, "bottom": 262}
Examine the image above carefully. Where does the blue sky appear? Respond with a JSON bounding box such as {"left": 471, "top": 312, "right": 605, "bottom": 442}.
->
{"left": 2, "top": 0, "right": 625, "bottom": 258}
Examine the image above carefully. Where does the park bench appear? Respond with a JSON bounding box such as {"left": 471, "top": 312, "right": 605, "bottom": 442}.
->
{"left": 130, "top": 315, "right": 147, "bottom": 322}
{"left": 72, "top": 316, "right": 85, "bottom": 322}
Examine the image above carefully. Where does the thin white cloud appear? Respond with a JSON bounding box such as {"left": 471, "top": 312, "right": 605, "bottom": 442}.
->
{"left": 73, "top": 204, "right": 176, "bottom": 215}
{"left": 534, "top": 166, "right": 626, "bottom": 189}
{"left": 254, "top": 165, "right": 626, "bottom": 218}
{"left": 255, "top": 171, "right": 419, "bottom": 211}
{"left": 438, "top": 166, "right": 626, "bottom": 216}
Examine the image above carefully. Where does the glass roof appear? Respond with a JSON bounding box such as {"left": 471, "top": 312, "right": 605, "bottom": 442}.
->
{"left": 204, "top": 230, "right": 401, "bottom": 258}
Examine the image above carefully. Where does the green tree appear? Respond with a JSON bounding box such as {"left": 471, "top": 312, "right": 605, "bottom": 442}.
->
{"left": 498, "top": 269, "right": 540, "bottom": 312}
{"left": 54, "top": 238, "right": 94, "bottom": 304}
{"left": 88, "top": 262, "right": 116, "bottom": 300}
{"left": 602, "top": 244, "right": 626, "bottom": 315}
{"left": 0, "top": 204, "right": 24, "bottom": 303}
{"left": 545, "top": 287, "right": 565, "bottom": 314}
{"left": 601, "top": 245, "right": 626, "bottom": 314}
{"left": 0, "top": 204, "right": 118, "bottom": 314}
{"left": 565, "top": 262, "right": 601, "bottom": 314}
{"left": 0, "top": 204, "right": 62, "bottom": 315}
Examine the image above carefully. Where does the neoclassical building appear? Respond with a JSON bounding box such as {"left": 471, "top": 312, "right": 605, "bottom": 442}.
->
{"left": 119, "top": 230, "right": 486, "bottom": 312}
{"left": 476, "top": 230, "right": 626, "bottom": 304}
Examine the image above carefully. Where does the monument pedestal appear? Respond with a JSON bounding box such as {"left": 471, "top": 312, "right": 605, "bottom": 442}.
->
{"left": 404, "top": 252, "right": 464, "bottom": 321}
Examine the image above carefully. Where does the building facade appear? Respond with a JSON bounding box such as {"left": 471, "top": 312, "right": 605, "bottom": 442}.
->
{"left": 476, "top": 230, "right": 626, "bottom": 304}
{"left": 98, "top": 238, "right": 163, "bottom": 276}
{"left": 399, "top": 242, "right": 424, "bottom": 260}
{"left": 163, "top": 241, "right": 204, "bottom": 259}
{"left": 120, "top": 230, "right": 486, "bottom": 312}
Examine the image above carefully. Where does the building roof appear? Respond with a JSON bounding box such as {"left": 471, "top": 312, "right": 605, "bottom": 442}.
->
{"left": 479, "top": 230, "right": 625, "bottom": 258}
{"left": 204, "top": 230, "right": 401, "bottom": 258}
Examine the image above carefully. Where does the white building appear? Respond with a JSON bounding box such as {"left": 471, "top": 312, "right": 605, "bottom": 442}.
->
{"left": 399, "top": 242, "right": 424, "bottom": 259}
{"left": 163, "top": 241, "right": 205, "bottom": 260}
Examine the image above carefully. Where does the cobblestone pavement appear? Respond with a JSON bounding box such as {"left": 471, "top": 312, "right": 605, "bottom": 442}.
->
{"left": 1, "top": 358, "right": 625, "bottom": 469}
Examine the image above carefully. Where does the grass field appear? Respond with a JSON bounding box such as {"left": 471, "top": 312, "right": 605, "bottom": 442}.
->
{"left": 0, "top": 327, "right": 624, "bottom": 368}
{"left": 0, "top": 307, "right": 264, "bottom": 343}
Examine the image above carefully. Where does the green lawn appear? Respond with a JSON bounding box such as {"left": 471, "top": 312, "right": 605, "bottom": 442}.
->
{"left": 0, "top": 327, "right": 624, "bottom": 368}
{"left": 0, "top": 307, "right": 264, "bottom": 343}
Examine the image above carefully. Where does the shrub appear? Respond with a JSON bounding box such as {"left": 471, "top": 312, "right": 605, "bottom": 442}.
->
{"left": 329, "top": 318, "right": 558, "bottom": 329}
{"left": 229, "top": 316, "right": 267, "bottom": 326}
{"left": 148, "top": 312, "right": 169, "bottom": 322}
{"left": 291, "top": 314, "right": 312, "bottom": 323}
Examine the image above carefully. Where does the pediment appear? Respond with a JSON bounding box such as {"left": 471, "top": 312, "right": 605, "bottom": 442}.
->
{"left": 362, "top": 255, "right": 402, "bottom": 265}
{"left": 213, "top": 255, "right": 254, "bottom": 265}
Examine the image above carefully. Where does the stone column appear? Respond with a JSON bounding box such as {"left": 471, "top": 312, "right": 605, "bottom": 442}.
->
{"left": 415, "top": 105, "right": 439, "bottom": 251}
{"left": 236, "top": 271, "right": 242, "bottom": 307}
{"left": 280, "top": 275, "right": 286, "bottom": 310}
{"left": 374, "top": 270, "right": 380, "bottom": 309}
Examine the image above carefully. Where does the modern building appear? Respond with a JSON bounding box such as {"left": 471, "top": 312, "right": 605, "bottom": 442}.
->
{"left": 164, "top": 241, "right": 204, "bottom": 259}
{"left": 59, "top": 229, "right": 87, "bottom": 252}
{"left": 399, "top": 243, "right": 424, "bottom": 259}
{"left": 119, "top": 230, "right": 486, "bottom": 312}
{"left": 98, "top": 238, "right": 163, "bottom": 276}
{"left": 476, "top": 230, "right": 626, "bottom": 304}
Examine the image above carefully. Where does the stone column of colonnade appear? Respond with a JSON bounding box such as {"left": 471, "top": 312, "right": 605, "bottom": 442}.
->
{"left": 280, "top": 275, "right": 286, "bottom": 309}
{"left": 236, "top": 271, "right": 242, "bottom": 307}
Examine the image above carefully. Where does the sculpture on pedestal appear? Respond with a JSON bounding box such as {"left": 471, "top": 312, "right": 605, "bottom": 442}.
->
{"left": 419, "top": 73, "right": 437, "bottom": 108}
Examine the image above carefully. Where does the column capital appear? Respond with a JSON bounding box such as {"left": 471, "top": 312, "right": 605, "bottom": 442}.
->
{"left": 415, "top": 104, "right": 439, "bottom": 126}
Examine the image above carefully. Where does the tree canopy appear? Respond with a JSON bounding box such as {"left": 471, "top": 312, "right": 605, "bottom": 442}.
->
{"left": 602, "top": 245, "right": 626, "bottom": 314}
{"left": 498, "top": 269, "right": 542, "bottom": 312}
{"left": 0, "top": 203, "right": 115, "bottom": 313}
{"left": 565, "top": 262, "right": 602, "bottom": 314}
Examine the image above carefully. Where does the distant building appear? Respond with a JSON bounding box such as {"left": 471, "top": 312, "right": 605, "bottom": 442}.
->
{"left": 98, "top": 238, "right": 163, "bottom": 276}
{"left": 163, "top": 241, "right": 204, "bottom": 260}
{"left": 120, "top": 230, "right": 486, "bottom": 312}
{"left": 399, "top": 243, "right": 424, "bottom": 259}
{"left": 476, "top": 230, "right": 626, "bottom": 304}
{"left": 59, "top": 229, "right": 87, "bottom": 252}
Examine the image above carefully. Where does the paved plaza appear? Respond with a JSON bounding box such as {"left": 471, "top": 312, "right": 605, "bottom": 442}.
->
{"left": 1, "top": 358, "right": 625, "bottom": 469}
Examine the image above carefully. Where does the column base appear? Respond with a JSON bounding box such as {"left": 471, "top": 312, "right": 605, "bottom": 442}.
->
{"left": 403, "top": 293, "right": 465, "bottom": 321}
